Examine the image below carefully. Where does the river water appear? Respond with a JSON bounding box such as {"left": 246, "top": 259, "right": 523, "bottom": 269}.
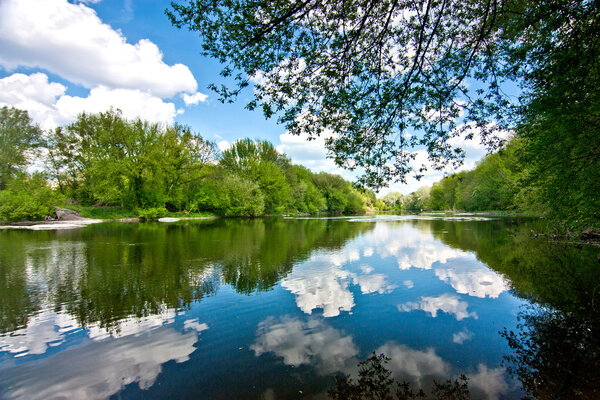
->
{"left": 0, "top": 215, "right": 598, "bottom": 399}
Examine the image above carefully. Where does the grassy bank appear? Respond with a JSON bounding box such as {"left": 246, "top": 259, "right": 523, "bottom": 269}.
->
{"left": 66, "top": 205, "right": 216, "bottom": 220}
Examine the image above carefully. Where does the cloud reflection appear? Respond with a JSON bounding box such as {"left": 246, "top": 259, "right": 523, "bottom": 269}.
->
{"left": 251, "top": 316, "right": 358, "bottom": 375}
{"left": 469, "top": 364, "right": 510, "bottom": 400}
{"left": 376, "top": 342, "right": 451, "bottom": 384}
{"left": 1, "top": 324, "right": 203, "bottom": 400}
{"left": 435, "top": 261, "right": 509, "bottom": 298}
{"left": 398, "top": 294, "right": 478, "bottom": 321}
{"left": 282, "top": 248, "right": 395, "bottom": 317}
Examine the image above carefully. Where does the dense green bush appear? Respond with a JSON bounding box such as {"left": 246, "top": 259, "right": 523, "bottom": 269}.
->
{"left": 136, "top": 206, "right": 168, "bottom": 220}
{"left": 0, "top": 174, "right": 64, "bottom": 221}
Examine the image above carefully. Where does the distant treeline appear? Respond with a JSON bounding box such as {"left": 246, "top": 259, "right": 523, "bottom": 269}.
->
{"left": 379, "top": 136, "right": 600, "bottom": 233}
{"left": 0, "top": 106, "right": 379, "bottom": 221}
{"left": 380, "top": 141, "right": 526, "bottom": 213}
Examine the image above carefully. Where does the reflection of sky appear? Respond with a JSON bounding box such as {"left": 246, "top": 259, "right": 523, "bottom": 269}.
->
{"left": 281, "top": 221, "right": 510, "bottom": 318}
{"left": 1, "top": 304, "right": 208, "bottom": 399}
{"left": 435, "top": 258, "right": 509, "bottom": 298}
{"left": 251, "top": 316, "right": 358, "bottom": 375}
{"left": 0, "top": 310, "right": 78, "bottom": 356}
{"left": 281, "top": 243, "right": 396, "bottom": 316}
{"left": 374, "top": 342, "right": 509, "bottom": 399}
{"left": 398, "top": 293, "right": 478, "bottom": 321}
{"left": 1, "top": 324, "right": 203, "bottom": 400}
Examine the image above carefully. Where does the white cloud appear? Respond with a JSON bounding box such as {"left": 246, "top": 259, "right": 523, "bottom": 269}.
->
{"left": 87, "top": 308, "right": 178, "bottom": 341}
{"left": 183, "top": 318, "right": 210, "bottom": 333}
{"left": 1, "top": 325, "right": 199, "bottom": 400}
{"left": 0, "top": 73, "right": 179, "bottom": 129}
{"left": 469, "top": 364, "right": 510, "bottom": 400}
{"left": 452, "top": 329, "right": 474, "bottom": 344}
{"left": 251, "top": 316, "right": 358, "bottom": 375}
{"left": 403, "top": 280, "right": 414, "bottom": 289}
{"left": 398, "top": 293, "right": 478, "bottom": 321}
{"left": 182, "top": 92, "right": 208, "bottom": 106}
{"left": 352, "top": 273, "right": 397, "bottom": 294}
{"left": 360, "top": 264, "right": 373, "bottom": 274}
{"left": 56, "top": 86, "right": 178, "bottom": 124}
{"left": 434, "top": 259, "right": 509, "bottom": 299}
{"left": 217, "top": 140, "right": 231, "bottom": 152}
{"left": 277, "top": 131, "right": 356, "bottom": 182}
{"left": 376, "top": 342, "right": 451, "bottom": 384}
{"left": 357, "top": 223, "right": 467, "bottom": 270}
{"left": 281, "top": 257, "right": 355, "bottom": 317}
{"left": 0, "top": 0, "right": 197, "bottom": 97}
{"left": 0, "top": 310, "right": 78, "bottom": 357}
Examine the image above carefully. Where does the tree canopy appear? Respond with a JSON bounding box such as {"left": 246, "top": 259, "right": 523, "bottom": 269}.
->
{"left": 167, "top": 0, "right": 599, "bottom": 194}
{"left": 0, "top": 106, "right": 43, "bottom": 190}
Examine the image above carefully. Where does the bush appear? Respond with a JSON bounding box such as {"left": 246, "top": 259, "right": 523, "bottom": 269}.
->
{"left": 0, "top": 174, "right": 64, "bottom": 221}
{"left": 136, "top": 206, "right": 168, "bottom": 220}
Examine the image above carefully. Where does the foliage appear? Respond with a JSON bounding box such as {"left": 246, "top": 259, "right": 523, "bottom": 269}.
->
{"left": 329, "top": 352, "right": 469, "bottom": 400}
{"left": 390, "top": 139, "right": 526, "bottom": 213}
{"left": 46, "top": 109, "right": 218, "bottom": 210}
{"left": 136, "top": 206, "right": 168, "bottom": 220}
{"left": 313, "top": 172, "right": 365, "bottom": 214}
{"left": 0, "top": 174, "right": 64, "bottom": 221}
{"left": 167, "top": 0, "right": 513, "bottom": 187}
{"left": 168, "top": 0, "right": 600, "bottom": 231}
{"left": 0, "top": 106, "right": 43, "bottom": 190}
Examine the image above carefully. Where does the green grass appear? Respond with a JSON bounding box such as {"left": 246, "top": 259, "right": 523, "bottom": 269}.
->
{"left": 66, "top": 205, "right": 138, "bottom": 220}
{"left": 65, "top": 204, "right": 216, "bottom": 220}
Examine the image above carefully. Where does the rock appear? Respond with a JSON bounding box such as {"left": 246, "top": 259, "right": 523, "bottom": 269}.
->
{"left": 54, "top": 207, "right": 84, "bottom": 221}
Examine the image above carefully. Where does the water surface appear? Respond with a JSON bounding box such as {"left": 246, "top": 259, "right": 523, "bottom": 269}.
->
{"left": 1, "top": 216, "right": 598, "bottom": 399}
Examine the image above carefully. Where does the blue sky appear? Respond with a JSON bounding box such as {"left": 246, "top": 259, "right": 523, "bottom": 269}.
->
{"left": 0, "top": 0, "right": 499, "bottom": 194}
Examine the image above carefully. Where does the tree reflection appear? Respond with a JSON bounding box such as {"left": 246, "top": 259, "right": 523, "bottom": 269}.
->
{"left": 420, "top": 217, "right": 600, "bottom": 400}
{"left": 0, "top": 218, "right": 373, "bottom": 334}
{"left": 501, "top": 308, "right": 600, "bottom": 400}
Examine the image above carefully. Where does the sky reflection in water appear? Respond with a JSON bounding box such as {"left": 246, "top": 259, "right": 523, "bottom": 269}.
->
{"left": 1, "top": 216, "right": 592, "bottom": 399}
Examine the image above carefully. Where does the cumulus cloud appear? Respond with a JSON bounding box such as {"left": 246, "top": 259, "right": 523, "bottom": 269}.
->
{"left": 0, "top": 0, "right": 197, "bottom": 97}
{"left": 0, "top": 310, "right": 78, "bottom": 357}
{"left": 251, "top": 316, "right": 358, "bottom": 375}
{"left": 469, "top": 364, "right": 510, "bottom": 400}
{"left": 452, "top": 329, "right": 474, "bottom": 344}
{"left": 182, "top": 92, "right": 208, "bottom": 106}
{"left": 217, "top": 140, "right": 231, "bottom": 152}
{"left": 277, "top": 131, "right": 339, "bottom": 173}
{"left": 398, "top": 293, "right": 478, "bottom": 321}
{"left": 376, "top": 342, "right": 451, "bottom": 384}
{"left": 56, "top": 86, "right": 178, "bottom": 124}
{"left": 281, "top": 245, "right": 396, "bottom": 316}
{"left": 352, "top": 273, "right": 397, "bottom": 294}
{"left": 0, "top": 73, "right": 179, "bottom": 129}
{"left": 282, "top": 259, "right": 355, "bottom": 317}
{"left": 356, "top": 223, "right": 467, "bottom": 270}
{"left": 1, "top": 325, "right": 199, "bottom": 400}
{"left": 435, "top": 259, "right": 510, "bottom": 299}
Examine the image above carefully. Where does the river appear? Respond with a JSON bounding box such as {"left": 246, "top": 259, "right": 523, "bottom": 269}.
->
{"left": 1, "top": 215, "right": 598, "bottom": 399}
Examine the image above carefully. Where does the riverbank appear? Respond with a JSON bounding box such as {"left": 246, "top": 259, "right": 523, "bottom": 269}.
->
{"left": 0, "top": 206, "right": 219, "bottom": 230}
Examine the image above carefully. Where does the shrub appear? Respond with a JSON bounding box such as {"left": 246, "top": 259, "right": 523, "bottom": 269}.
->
{"left": 136, "top": 206, "right": 168, "bottom": 220}
{"left": 0, "top": 174, "right": 64, "bottom": 221}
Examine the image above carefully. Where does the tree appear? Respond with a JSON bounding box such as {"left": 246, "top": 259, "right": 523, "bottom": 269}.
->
{"left": 167, "top": 0, "right": 517, "bottom": 188}
{"left": 220, "top": 138, "right": 290, "bottom": 213}
{"left": 167, "top": 1, "right": 600, "bottom": 230}
{"left": 0, "top": 106, "right": 43, "bottom": 190}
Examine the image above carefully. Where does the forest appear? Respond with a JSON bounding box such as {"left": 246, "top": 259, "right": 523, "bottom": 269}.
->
{"left": 0, "top": 106, "right": 377, "bottom": 221}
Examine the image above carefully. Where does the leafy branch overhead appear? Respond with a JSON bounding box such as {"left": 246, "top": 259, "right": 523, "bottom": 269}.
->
{"left": 167, "top": 1, "right": 598, "bottom": 188}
